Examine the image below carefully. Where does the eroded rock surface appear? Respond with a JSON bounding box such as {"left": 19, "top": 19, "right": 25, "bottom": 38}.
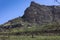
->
{"left": 1, "top": 1, "right": 60, "bottom": 29}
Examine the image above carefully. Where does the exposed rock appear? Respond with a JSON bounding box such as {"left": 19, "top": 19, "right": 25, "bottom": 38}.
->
{"left": 1, "top": 1, "right": 60, "bottom": 29}
{"left": 22, "top": 1, "right": 60, "bottom": 25}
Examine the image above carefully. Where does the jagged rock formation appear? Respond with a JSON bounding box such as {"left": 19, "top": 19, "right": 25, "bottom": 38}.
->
{"left": 1, "top": 1, "right": 60, "bottom": 30}
{"left": 22, "top": 1, "right": 60, "bottom": 25}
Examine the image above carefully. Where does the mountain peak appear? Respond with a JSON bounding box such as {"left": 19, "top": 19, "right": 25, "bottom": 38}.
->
{"left": 30, "top": 1, "right": 41, "bottom": 7}
{"left": 22, "top": 1, "right": 60, "bottom": 24}
{"left": 1, "top": 1, "right": 60, "bottom": 29}
{"left": 30, "top": 1, "right": 36, "bottom": 5}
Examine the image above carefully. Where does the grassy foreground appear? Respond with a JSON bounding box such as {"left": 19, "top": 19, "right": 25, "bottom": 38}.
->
{"left": 0, "top": 35, "right": 60, "bottom": 40}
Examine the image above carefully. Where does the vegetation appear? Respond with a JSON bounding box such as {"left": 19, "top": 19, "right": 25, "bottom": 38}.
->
{"left": 0, "top": 22, "right": 60, "bottom": 35}
{"left": 0, "top": 35, "right": 60, "bottom": 40}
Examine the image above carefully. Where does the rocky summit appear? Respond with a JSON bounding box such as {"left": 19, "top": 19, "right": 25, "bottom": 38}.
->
{"left": 1, "top": 1, "right": 60, "bottom": 29}
{"left": 22, "top": 1, "right": 60, "bottom": 24}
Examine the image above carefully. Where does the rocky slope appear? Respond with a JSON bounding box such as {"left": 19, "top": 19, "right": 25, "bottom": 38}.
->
{"left": 0, "top": 1, "right": 60, "bottom": 32}
{"left": 22, "top": 1, "right": 60, "bottom": 24}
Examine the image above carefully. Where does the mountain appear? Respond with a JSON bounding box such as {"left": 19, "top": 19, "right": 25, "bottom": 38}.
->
{"left": 0, "top": 1, "right": 60, "bottom": 32}
{"left": 22, "top": 1, "right": 60, "bottom": 24}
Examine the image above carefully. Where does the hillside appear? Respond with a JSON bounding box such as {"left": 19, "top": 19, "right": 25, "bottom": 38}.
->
{"left": 0, "top": 1, "right": 60, "bottom": 34}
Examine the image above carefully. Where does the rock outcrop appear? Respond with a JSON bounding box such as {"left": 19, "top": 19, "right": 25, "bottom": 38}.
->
{"left": 1, "top": 1, "right": 60, "bottom": 29}
{"left": 22, "top": 1, "right": 60, "bottom": 25}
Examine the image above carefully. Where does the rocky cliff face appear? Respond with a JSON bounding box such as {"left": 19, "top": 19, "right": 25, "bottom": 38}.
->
{"left": 1, "top": 1, "right": 60, "bottom": 29}
{"left": 22, "top": 1, "right": 60, "bottom": 24}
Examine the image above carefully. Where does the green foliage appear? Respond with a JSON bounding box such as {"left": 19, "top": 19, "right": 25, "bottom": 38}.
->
{"left": 0, "top": 35, "right": 60, "bottom": 40}
{"left": 0, "top": 21, "right": 60, "bottom": 36}
{"left": 40, "top": 22, "right": 60, "bottom": 31}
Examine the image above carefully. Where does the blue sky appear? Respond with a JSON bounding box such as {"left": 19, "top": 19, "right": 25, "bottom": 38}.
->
{"left": 0, "top": 0, "right": 60, "bottom": 24}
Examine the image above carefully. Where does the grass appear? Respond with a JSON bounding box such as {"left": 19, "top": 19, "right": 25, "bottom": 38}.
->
{"left": 0, "top": 22, "right": 60, "bottom": 40}
{"left": 0, "top": 35, "right": 60, "bottom": 40}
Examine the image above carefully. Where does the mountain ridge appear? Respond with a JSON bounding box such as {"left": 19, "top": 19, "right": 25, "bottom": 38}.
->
{"left": 0, "top": 1, "right": 60, "bottom": 32}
